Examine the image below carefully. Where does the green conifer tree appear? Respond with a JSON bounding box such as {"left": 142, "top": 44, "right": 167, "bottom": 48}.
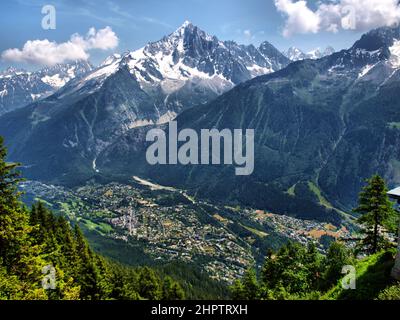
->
{"left": 0, "top": 136, "right": 45, "bottom": 298}
{"left": 162, "top": 276, "right": 185, "bottom": 300}
{"left": 354, "top": 175, "right": 397, "bottom": 254}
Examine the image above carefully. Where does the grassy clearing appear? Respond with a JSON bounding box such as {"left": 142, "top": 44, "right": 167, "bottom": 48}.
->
{"left": 239, "top": 223, "right": 268, "bottom": 238}
{"left": 323, "top": 250, "right": 396, "bottom": 300}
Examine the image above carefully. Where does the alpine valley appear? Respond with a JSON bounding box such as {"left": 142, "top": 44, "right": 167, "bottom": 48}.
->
{"left": 2, "top": 22, "right": 400, "bottom": 288}
{"left": 97, "top": 25, "right": 400, "bottom": 218}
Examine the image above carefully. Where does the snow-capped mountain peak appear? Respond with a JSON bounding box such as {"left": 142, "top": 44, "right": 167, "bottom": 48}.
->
{"left": 173, "top": 20, "right": 195, "bottom": 36}
{"left": 324, "top": 46, "right": 335, "bottom": 56}
{"left": 389, "top": 39, "right": 400, "bottom": 68}
{"left": 0, "top": 67, "right": 29, "bottom": 77}
{"left": 73, "top": 21, "right": 290, "bottom": 106}
{"left": 343, "top": 26, "right": 400, "bottom": 81}
{"left": 0, "top": 61, "right": 92, "bottom": 115}
{"left": 306, "top": 48, "right": 322, "bottom": 59}
{"left": 284, "top": 47, "right": 307, "bottom": 61}
{"left": 181, "top": 20, "right": 192, "bottom": 28}
{"left": 100, "top": 53, "right": 122, "bottom": 67}
{"left": 39, "top": 61, "right": 92, "bottom": 88}
{"left": 284, "top": 46, "right": 336, "bottom": 61}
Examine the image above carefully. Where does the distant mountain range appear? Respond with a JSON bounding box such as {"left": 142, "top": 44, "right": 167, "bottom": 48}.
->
{"left": 283, "top": 46, "right": 336, "bottom": 61}
{"left": 2, "top": 23, "right": 400, "bottom": 224}
{"left": 0, "top": 62, "right": 93, "bottom": 115}
{"left": 53, "top": 21, "right": 291, "bottom": 122}
{"left": 0, "top": 22, "right": 332, "bottom": 119}
{"left": 0, "top": 21, "right": 290, "bottom": 182}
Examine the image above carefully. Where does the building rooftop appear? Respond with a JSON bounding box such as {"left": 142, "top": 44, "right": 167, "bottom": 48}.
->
{"left": 388, "top": 187, "right": 400, "bottom": 200}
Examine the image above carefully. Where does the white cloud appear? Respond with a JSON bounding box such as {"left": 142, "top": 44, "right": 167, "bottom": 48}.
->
{"left": 275, "top": 0, "right": 400, "bottom": 37}
{"left": 1, "top": 26, "right": 119, "bottom": 66}
{"left": 243, "top": 29, "right": 252, "bottom": 38}
{"left": 84, "top": 26, "right": 119, "bottom": 50}
{"left": 275, "top": 0, "right": 320, "bottom": 37}
{"left": 1, "top": 40, "right": 89, "bottom": 66}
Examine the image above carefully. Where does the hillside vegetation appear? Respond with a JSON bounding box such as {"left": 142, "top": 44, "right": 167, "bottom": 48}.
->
{"left": 231, "top": 175, "right": 400, "bottom": 300}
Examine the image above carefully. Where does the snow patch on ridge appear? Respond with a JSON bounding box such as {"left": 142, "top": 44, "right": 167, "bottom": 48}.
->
{"left": 0, "top": 88, "right": 8, "bottom": 98}
{"left": 41, "top": 74, "right": 68, "bottom": 88}
{"left": 389, "top": 39, "right": 400, "bottom": 68}
{"left": 358, "top": 64, "right": 375, "bottom": 79}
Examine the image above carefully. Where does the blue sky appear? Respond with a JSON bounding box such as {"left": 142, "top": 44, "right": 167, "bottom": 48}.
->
{"left": 0, "top": 0, "right": 372, "bottom": 70}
